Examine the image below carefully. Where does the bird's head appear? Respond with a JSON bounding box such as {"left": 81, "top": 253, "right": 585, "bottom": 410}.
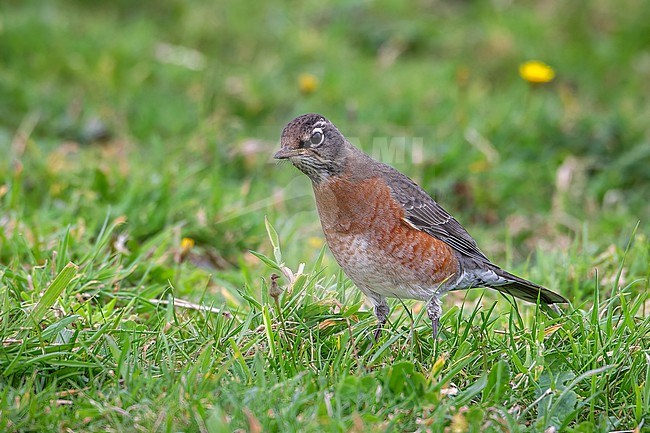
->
{"left": 274, "top": 113, "right": 349, "bottom": 182}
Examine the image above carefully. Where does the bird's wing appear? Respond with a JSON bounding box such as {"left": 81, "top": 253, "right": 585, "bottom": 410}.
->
{"left": 380, "top": 165, "right": 491, "bottom": 264}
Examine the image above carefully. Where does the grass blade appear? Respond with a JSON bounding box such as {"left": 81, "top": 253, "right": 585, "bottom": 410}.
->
{"left": 27, "top": 262, "right": 78, "bottom": 329}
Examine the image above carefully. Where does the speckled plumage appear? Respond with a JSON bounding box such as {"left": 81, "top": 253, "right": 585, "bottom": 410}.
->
{"left": 275, "top": 113, "right": 568, "bottom": 339}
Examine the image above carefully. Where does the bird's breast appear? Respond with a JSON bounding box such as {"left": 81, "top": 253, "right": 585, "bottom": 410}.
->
{"left": 312, "top": 176, "right": 460, "bottom": 298}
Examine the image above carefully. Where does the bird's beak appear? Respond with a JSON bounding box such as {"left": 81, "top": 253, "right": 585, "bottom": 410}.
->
{"left": 274, "top": 147, "right": 298, "bottom": 159}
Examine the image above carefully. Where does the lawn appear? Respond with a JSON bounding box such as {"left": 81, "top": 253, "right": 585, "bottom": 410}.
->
{"left": 0, "top": 0, "right": 649, "bottom": 431}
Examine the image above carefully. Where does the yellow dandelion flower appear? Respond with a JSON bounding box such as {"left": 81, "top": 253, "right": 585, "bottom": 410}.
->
{"left": 307, "top": 236, "right": 324, "bottom": 249}
{"left": 469, "top": 160, "right": 489, "bottom": 173}
{"left": 519, "top": 60, "right": 555, "bottom": 84}
{"left": 49, "top": 183, "right": 64, "bottom": 196}
{"left": 298, "top": 73, "right": 319, "bottom": 95}
{"left": 180, "top": 237, "right": 195, "bottom": 254}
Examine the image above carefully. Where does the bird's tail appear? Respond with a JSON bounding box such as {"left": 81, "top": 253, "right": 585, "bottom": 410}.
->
{"left": 490, "top": 268, "right": 568, "bottom": 305}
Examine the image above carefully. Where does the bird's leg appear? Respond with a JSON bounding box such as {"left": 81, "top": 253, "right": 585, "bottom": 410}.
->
{"left": 426, "top": 296, "right": 442, "bottom": 338}
{"left": 373, "top": 299, "right": 390, "bottom": 341}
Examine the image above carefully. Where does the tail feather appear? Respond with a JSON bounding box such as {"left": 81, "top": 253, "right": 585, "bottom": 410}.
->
{"left": 491, "top": 268, "right": 568, "bottom": 305}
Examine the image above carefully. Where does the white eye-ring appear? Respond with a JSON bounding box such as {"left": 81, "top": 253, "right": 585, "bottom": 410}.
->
{"left": 309, "top": 127, "right": 325, "bottom": 147}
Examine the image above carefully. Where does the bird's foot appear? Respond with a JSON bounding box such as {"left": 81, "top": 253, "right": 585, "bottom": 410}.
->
{"left": 374, "top": 323, "right": 384, "bottom": 341}
{"left": 431, "top": 316, "right": 439, "bottom": 339}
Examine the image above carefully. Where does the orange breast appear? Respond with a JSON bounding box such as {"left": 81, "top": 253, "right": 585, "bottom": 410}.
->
{"left": 313, "top": 175, "right": 459, "bottom": 297}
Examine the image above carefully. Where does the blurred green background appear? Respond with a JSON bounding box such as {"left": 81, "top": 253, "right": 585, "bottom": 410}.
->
{"left": 2, "top": 0, "right": 649, "bottom": 259}
{"left": 1, "top": 0, "right": 649, "bottom": 431}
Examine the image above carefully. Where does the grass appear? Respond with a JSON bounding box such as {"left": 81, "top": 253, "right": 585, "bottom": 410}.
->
{"left": 1, "top": 0, "right": 649, "bottom": 431}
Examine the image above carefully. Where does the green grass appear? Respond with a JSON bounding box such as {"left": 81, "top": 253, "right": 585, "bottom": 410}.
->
{"left": 1, "top": 0, "right": 649, "bottom": 431}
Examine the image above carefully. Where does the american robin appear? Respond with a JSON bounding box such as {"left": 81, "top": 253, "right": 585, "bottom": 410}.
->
{"left": 274, "top": 113, "right": 568, "bottom": 339}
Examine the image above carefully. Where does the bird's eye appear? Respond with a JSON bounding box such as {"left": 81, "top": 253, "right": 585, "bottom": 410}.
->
{"left": 309, "top": 128, "right": 325, "bottom": 147}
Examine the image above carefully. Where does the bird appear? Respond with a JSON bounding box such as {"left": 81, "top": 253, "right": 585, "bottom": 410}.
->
{"left": 274, "top": 113, "right": 568, "bottom": 339}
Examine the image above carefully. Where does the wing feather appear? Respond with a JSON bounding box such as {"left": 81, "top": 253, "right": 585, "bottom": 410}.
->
{"left": 379, "top": 165, "right": 490, "bottom": 264}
